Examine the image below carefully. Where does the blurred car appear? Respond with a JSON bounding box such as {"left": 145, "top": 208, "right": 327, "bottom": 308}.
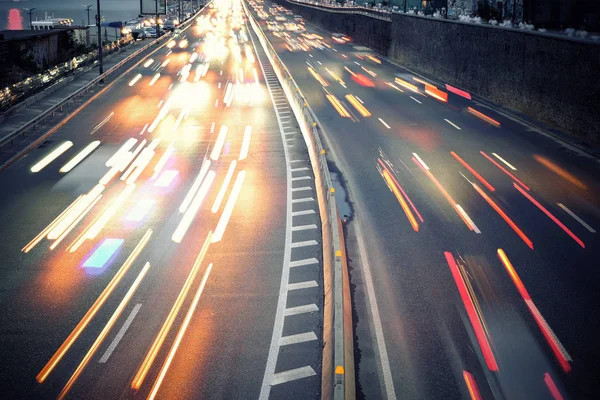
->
{"left": 332, "top": 33, "right": 351, "bottom": 43}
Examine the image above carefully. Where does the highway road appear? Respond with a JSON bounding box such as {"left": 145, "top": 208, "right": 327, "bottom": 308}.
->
{"left": 0, "top": 1, "right": 323, "bottom": 399}
{"left": 247, "top": 1, "right": 600, "bottom": 399}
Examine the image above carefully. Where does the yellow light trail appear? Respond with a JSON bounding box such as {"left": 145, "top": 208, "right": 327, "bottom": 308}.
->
{"left": 239, "top": 125, "right": 252, "bottom": 160}
{"left": 172, "top": 170, "right": 215, "bottom": 243}
{"left": 307, "top": 66, "right": 328, "bottom": 87}
{"left": 345, "top": 94, "right": 371, "bottom": 117}
{"left": 149, "top": 73, "right": 161, "bottom": 86}
{"left": 394, "top": 77, "right": 419, "bottom": 93}
{"left": 325, "top": 94, "right": 350, "bottom": 118}
{"left": 58, "top": 262, "right": 151, "bottom": 400}
{"left": 147, "top": 263, "right": 213, "bottom": 400}
{"left": 49, "top": 194, "right": 102, "bottom": 251}
{"left": 210, "top": 125, "right": 228, "bottom": 160}
{"left": 60, "top": 141, "right": 100, "bottom": 173}
{"left": 31, "top": 141, "right": 73, "bottom": 173}
{"left": 213, "top": 170, "right": 245, "bottom": 243}
{"left": 36, "top": 229, "right": 152, "bottom": 383}
{"left": 180, "top": 159, "right": 211, "bottom": 213}
{"left": 22, "top": 195, "right": 83, "bottom": 253}
{"left": 48, "top": 184, "right": 105, "bottom": 240}
{"left": 86, "top": 184, "right": 135, "bottom": 239}
{"left": 131, "top": 232, "right": 212, "bottom": 390}
{"left": 129, "top": 74, "right": 143, "bottom": 87}
{"left": 211, "top": 161, "right": 236, "bottom": 214}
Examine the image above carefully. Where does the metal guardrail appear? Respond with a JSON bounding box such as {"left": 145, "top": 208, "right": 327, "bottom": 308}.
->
{"left": 243, "top": 2, "right": 355, "bottom": 400}
{"left": 0, "top": 2, "right": 212, "bottom": 151}
{"left": 0, "top": 37, "right": 133, "bottom": 112}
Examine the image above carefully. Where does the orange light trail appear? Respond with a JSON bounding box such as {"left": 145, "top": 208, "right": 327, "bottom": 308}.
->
{"left": 131, "top": 231, "right": 212, "bottom": 390}
{"left": 366, "top": 55, "right": 381, "bottom": 64}
{"left": 497, "top": 249, "right": 572, "bottom": 372}
{"left": 480, "top": 151, "right": 530, "bottom": 190}
{"left": 395, "top": 77, "right": 419, "bottom": 93}
{"left": 22, "top": 195, "right": 83, "bottom": 253}
{"left": 345, "top": 94, "right": 371, "bottom": 117}
{"left": 307, "top": 66, "right": 328, "bottom": 86}
{"left": 58, "top": 262, "right": 151, "bottom": 399}
{"left": 378, "top": 159, "right": 423, "bottom": 222}
{"left": 544, "top": 373, "right": 565, "bottom": 400}
{"left": 463, "top": 370, "right": 482, "bottom": 400}
{"left": 513, "top": 183, "right": 584, "bottom": 248}
{"left": 147, "top": 263, "right": 213, "bottom": 400}
{"left": 326, "top": 94, "right": 350, "bottom": 118}
{"left": 36, "top": 229, "right": 152, "bottom": 383}
{"left": 533, "top": 154, "right": 588, "bottom": 190}
{"left": 472, "top": 182, "right": 533, "bottom": 249}
{"left": 49, "top": 194, "right": 102, "bottom": 251}
{"left": 86, "top": 184, "right": 135, "bottom": 240}
{"left": 425, "top": 84, "right": 448, "bottom": 102}
{"left": 412, "top": 157, "right": 473, "bottom": 231}
{"left": 451, "top": 151, "right": 495, "bottom": 192}
{"left": 444, "top": 252, "right": 499, "bottom": 371}
{"left": 382, "top": 169, "right": 419, "bottom": 232}
{"left": 467, "top": 107, "right": 500, "bottom": 127}
{"left": 48, "top": 184, "right": 105, "bottom": 240}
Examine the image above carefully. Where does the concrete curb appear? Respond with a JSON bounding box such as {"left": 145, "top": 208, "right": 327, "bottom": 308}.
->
{"left": 243, "top": 3, "right": 355, "bottom": 399}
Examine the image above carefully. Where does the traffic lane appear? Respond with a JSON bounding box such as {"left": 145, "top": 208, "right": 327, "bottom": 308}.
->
{"left": 278, "top": 28, "right": 600, "bottom": 209}
{"left": 268, "top": 17, "right": 600, "bottom": 205}
{"left": 290, "top": 66, "right": 596, "bottom": 396}
{"left": 255, "top": 10, "right": 596, "bottom": 396}
{"left": 150, "top": 165, "right": 287, "bottom": 400}
{"left": 0, "top": 33, "right": 272, "bottom": 400}
{"left": 41, "top": 39, "right": 288, "bottom": 393}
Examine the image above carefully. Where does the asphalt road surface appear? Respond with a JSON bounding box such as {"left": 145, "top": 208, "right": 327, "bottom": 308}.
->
{"left": 247, "top": 1, "right": 600, "bottom": 399}
{"left": 0, "top": 1, "right": 323, "bottom": 399}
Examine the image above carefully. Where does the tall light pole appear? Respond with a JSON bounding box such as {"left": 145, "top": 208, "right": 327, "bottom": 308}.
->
{"left": 23, "top": 8, "right": 37, "bottom": 30}
{"left": 96, "top": 0, "right": 103, "bottom": 76}
{"left": 83, "top": 4, "right": 93, "bottom": 26}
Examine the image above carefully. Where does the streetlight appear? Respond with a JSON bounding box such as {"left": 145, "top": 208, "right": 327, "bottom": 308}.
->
{"left": 96, "top": 0, "right": 103, "bottom": 76}
{"left": 83, "top": 4, "right": 93, "bottom": 26}
{"left": 22, "top": 8, "right": 37, "bottom": 30}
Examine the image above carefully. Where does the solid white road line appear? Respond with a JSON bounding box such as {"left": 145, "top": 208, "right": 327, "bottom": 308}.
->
{"left": 292, "top": 224, "right": 317, "bottom": 232}
{"left": 285, "top": 304, "right": 319, "bottom": 316}
{"left": 288, "top": 281, "right": 318, "bottom": 291}
{"left": 279, "top": 332, "right": 317, "bottom": 346}
{"left": 99, "top": 303, "right": 142, "bottom": 363}
{"left": 355, "top": 220, "right": 397, "bottom": 400}
{"left": 291, "top": 240, "right": 318, "bottom": 248}
{"left": 557, "top": 203, "right": 596, "bottom": 233}
{"left": 251, "top": 17, "right": 296, "bottom": 400}
{"left": 290, "top": 258, "right": 319, "bottom": 268}
{"left": 271, "top": 366, "right": 316, "bottom": 386}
